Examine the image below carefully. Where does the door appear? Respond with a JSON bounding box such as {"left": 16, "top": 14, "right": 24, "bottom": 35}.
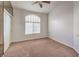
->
{"left": 4, "top": 9, "right": 11, "bottom": 52}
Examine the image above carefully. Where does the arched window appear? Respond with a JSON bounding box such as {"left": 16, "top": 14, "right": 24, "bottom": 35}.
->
{"left": 25, "top": 15, "right": 40, "bottom": 35}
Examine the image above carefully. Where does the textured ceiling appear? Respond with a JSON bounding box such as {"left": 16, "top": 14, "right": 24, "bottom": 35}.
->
{"left": 11, "top": 1, "right": 54, "bottom": 14}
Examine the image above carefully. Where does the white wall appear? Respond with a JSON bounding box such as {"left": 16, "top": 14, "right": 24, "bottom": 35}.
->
{"left": 73, "top": 2, "right": 79, "bottom": 53}
{"left": 11, "top": 8, "right": 48, "bottom": 42}
{"left": 48, "top": 1, "right": 73, "bottom": 48}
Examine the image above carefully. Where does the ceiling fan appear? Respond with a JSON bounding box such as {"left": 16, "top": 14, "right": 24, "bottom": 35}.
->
{"left": 32, "top": 1, "right": 50, "bottom": 8}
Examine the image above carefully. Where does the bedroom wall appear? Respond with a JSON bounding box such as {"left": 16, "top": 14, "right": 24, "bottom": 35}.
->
{"left": 73, "top": 2, "right": 79, "bottom": 54}
{"left": 48, "top": 1, "right": 73, "bottom": 48}
{"left": 11, "top": 8, "right": 48, "bottom": 42}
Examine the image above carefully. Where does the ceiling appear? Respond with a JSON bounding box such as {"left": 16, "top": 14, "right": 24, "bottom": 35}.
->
{"left": 11, "top": 1, "right": 54, "bottom": 14}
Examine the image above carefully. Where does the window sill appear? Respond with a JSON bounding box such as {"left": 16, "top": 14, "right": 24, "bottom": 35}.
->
{"left": 25, "top": 33, "right": 40, "bottom": 35}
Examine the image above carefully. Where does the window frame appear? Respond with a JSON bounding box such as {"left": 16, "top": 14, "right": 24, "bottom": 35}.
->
{"left": 25, "top": 14, "right": 41, "bottom": 35}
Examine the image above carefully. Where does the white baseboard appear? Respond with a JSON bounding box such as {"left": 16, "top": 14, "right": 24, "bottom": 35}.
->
{"left": 49, "top": 36, "right": 79, "bottom": 54}
{"left": 11, "top": 36, "right": 48, "bottom": 43}
{"left": 74, "top": 48, "right": 79, "bottom": 54}
{"left": 49, "top": 36, "right": 73, "bottom": 48}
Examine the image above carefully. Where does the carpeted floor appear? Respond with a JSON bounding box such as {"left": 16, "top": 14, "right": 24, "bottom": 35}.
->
{"left": 3, "top": 38, "right": 79, "bottom": 57}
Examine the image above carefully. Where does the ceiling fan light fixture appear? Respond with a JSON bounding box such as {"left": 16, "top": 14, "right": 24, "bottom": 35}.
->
{"left": 32, "top": 1, "right": 50, "bottom": 8}
{"left": 38, "top": 1, "right": 43, "bottom": 8}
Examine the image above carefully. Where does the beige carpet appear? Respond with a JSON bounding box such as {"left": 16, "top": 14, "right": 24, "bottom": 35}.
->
{"left": 3, "top": 38, "right": 79, "bottom": 57}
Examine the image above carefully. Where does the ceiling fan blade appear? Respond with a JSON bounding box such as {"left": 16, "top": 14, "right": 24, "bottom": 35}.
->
{"left": 42, "top": 1, "right": 50, "bottom": 4}
{"left": 39, "top": 3, "right": 42, "bottom": 8}
{"left": 32, "top": 1, "right": 38, "bottom": 5}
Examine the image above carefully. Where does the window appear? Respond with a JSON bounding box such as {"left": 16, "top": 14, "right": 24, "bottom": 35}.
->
{"left": 25, "top": 15, "right": 40, "bottom": 35}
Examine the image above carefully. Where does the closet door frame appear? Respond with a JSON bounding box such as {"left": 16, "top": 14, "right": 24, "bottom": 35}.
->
{"left": 4, "top": 9, "right": 11, "bottom": 53}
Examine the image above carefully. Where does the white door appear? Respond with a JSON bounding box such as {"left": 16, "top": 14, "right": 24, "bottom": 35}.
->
{"left": 4, "top": 9, "right": 11, "bottom": 53}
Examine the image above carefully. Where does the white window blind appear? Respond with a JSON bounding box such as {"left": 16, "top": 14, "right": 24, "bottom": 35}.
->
{"left": 25, "top": 15, "right": 40, "bottom": 35}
